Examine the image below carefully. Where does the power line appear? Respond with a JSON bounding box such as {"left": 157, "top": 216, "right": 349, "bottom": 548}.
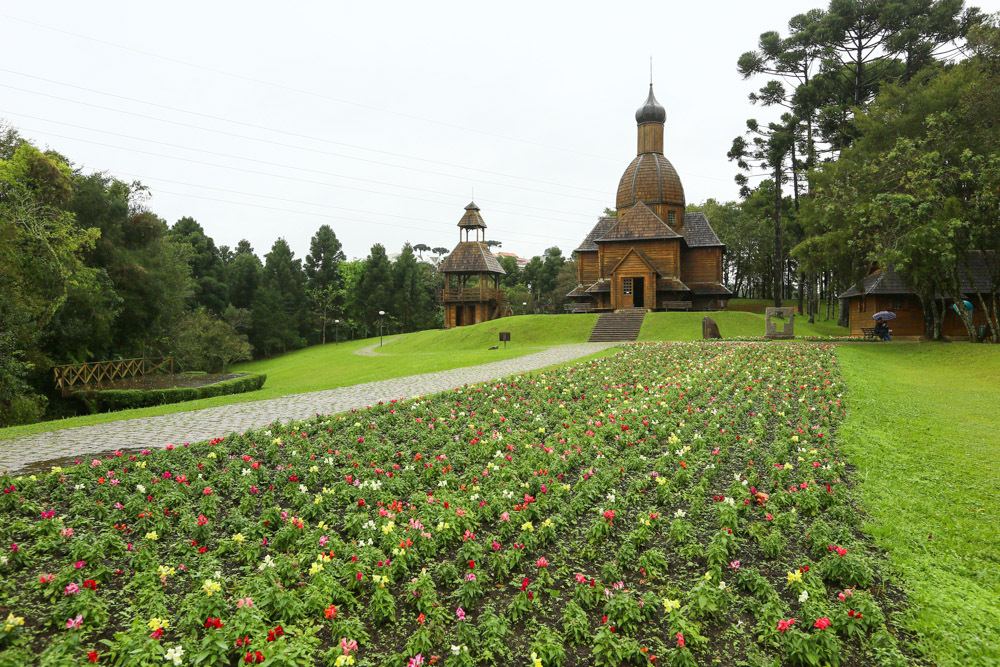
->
{"left": 113, "top": 171, "right": 581, "bottom": 244}
{"left": 150, "top": 189, "right": 581, "bottom": 249}
{"left": 2, "top": 14, "right": 621, "bottom": 163}
{"left": 0, "top": 71, "right": 609, "bottom": 194}
{"left": 2, "top": 109, "right": 610, "bottom": 205}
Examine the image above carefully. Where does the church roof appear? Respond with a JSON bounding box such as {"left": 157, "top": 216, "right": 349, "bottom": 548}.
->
{"left": 438, "top": 241, "right": 506, "bottom": 275}
{"left": 598, "top": 202, "right": 682, "bottom": 243}
{"left": 682, "top": 212, "right": 724, "bottom": 247}
{"left": 575, "top": 216, "right": 617, "bottom": 252}
{"left": 458, "top": 201, "right": 487, "bottom": 229}
{"left": 688, "top": 282, "right": 733, "bottom": 295}
{"left": 616, "top": 153, "right": 685, "bottom": 209}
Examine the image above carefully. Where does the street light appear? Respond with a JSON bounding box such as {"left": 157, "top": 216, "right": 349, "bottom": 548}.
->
{"left": 334, "top": 319, "right": 339, "bottom": 345}
{"left": 522, "top": 301, "right": 527, "bottom": 315}
{"left": 378, "top": 310, "right": 386, "bottom": 347}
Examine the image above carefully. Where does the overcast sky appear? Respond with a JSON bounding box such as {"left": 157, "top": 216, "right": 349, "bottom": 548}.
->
{"left": 3, "top": 1, "right": 998, "bottom": 261}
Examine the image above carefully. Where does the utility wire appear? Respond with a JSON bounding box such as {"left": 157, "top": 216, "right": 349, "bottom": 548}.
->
{"left": 0, "top": 71, "right": 608, "bottom": 194}
{"left": 3, "top": 109, "right": 609, "bottom": 205}
{"left": 2, "top": 14, "right": 621, "bottom": 163}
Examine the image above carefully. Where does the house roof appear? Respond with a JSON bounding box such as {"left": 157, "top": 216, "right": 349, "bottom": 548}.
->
{"left": 566, "top": 286, "right": 591, "bottom": 298}
{"left": 656, "top": 277, "right": 691, "bottom": 292}
{"left": 839, "top": 251, "right": 995, "bottom": 298}
{"left": 682, "top": 212, "right": 724, "bottom": 247}
{"left": 585, "top": 281, "right": 610, "bottom": 293}
{"left": 574, "top": 216, "right": 617, "bottom": 253}
{"left": 438, "top": 242, "right": 506, "bottom": 275}
{"left": 598, "top": 202, "right": 682, "bottom": 243}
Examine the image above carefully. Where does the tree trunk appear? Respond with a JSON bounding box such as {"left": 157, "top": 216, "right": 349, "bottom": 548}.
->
{"left": 798, "top": 272, "right": 805, "bottom": 315}
{"left": 807, "top": 272, "right": 816, "bottom": 324}
{"left": 773, "top": 163, "right": 783, "bottom": 309}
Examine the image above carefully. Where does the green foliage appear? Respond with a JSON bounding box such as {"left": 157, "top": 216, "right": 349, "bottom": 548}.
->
{"left": 169, "top": 307, "right": 252, "bottom": 372}
{"left": 75, "top": 373, "right": 265, "bottom": 413}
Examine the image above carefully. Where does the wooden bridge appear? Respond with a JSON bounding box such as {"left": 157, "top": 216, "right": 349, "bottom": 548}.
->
{"left": 53, "top": 357, "right": 175, "bottom": 396}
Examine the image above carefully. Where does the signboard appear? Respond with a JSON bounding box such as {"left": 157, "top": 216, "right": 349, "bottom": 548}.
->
{"left": 499, "top": 332, "right": 511, "bottom": 349}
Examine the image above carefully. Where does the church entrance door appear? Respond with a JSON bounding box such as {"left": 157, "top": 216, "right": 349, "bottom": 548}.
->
{"left": 633, "top": 277, "right": 645, "bottom": 308}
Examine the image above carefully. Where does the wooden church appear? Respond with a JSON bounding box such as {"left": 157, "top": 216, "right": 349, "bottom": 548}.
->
{"left": 437, "top": 202, "right": 509, "bottom": 328}
{"left": 566, "top": 85, "right": 730, "bottom": 311}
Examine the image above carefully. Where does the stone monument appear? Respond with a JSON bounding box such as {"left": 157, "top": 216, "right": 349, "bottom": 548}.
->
{"left": 702, "top": 316, "right": 722, "bottom": 340}
{"left": 764, "top": 307, "right": 795, "bottom": 339}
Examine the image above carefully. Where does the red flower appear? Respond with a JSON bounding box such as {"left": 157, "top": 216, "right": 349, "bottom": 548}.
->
{"left": 83, "top": 579, "right": 98, "bottom": 590}
{"left": 676, "top": 632, "right": 685, "bottom": 648}
{"left": 204, "top": 617, "right": 223, "bottom": 629}
{"left": 776, "top": 618, "right": 796, "bottom": 633}
{"left": 520, "top": 577, "right": 530, "bottom": 591}
{"left": 814, "top": 617, "right": 831, "bottom": 630}
{"left": 325, "top": 605, "right": 337, "bottom": 619}
{"left": 88, "top": 651, "right": 99, "bottom": 663}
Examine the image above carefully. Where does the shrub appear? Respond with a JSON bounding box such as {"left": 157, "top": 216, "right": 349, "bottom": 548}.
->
{"left": 75, "top": 373, "right": 265, "bottom": 413}
{"left": 0, "top": 393, "right": 48, "bottom": 427}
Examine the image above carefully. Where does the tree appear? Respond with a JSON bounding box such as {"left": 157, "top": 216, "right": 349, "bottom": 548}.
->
{"left": 498, "top": 255, "right": 521, "bottom": 287}
{"left": 729, "top": 115, "right": 797, "bottom": 306}
{"left": 226, "top": 241, "right": 262, "bottom": 310}
{"left": 253, "top": 238, "right": 307, "bottom": 352}
{"left": 169, "top": 307, "right": 252, "bottom": 372}
{"left": 355, "top": 244, "right": 394, "bottom": 336}
{"left": 392, "top": 243, "right": 431, "bottom": 332}
{"left": 169, "top": 216, "right": 228, "bottom": 313}
{"left": 484, "top": 240, "right": 502, "bottom": 249}
{"left": 304, "top": 225, "right": 345, "bottom": 344}
{"left": 432, "top": 247, "right": 450, "bottom": 257}
{"left": 413, "top": 243, "right": 431, "bottom": 260}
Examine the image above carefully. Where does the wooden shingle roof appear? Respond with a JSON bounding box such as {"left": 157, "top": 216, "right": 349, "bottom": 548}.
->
{"left": 681, "top": 212, "right": 724, "bottom": 247}
{"left": 574, "top": 216, "right": 617, "bottom": 253}
{"left": 839, "top": 251, "right": 995, "bottom": 298}
{"left": 597, "top": 202, "right": 681, "bottom": 243}
{"left": 458, "top": 201, "right": 487, "bottom": 229}
{"left": 438, "top": 242, "right": 506, "bottom": 275}
{"left": 616, "top": 153, "right": 685, "bottom": 209}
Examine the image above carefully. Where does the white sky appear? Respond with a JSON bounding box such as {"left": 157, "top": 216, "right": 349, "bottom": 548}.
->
{"left": 3, "top": 1, "right": 998, "bottom": 260}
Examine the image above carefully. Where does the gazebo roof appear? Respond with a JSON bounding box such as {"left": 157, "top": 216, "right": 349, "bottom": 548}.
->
{"left": 438, "top": 241, "right": 506, "bottom": 274}
{"left": 458, "top": 201, "right": 487, "bottom": 229}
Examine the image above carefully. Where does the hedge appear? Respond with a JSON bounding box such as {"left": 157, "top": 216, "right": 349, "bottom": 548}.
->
{"left": 74, "top": 373, "right": 266, "bottom": 414}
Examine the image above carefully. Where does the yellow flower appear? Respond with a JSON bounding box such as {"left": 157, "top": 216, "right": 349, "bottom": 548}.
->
{"left": 202, "top": 579, "right": 222, "bottom": 596}
{"left": 4, "top": 613, "right": 24, "bottom": 632}
{"left": 541, "top": 518, "right": 554, "bottom": 529}
{"left": 157, "top": 565, "right": 176, "bottom": 578}
{"left": 335, "top": 656, "right": 356, "bottom": 666}
{"left": 373, "top": 574, "right": 389, "bottom": 588}
{"left": 521, "top": 522, "right": 534, "bottom": 532}
{"left": 787, "top": 570, "right": 803, "bottom": 585}
{"left": 145, "top": 531, "right": 158, "bottom": 541}
{"left": 232, "top": 533, "right": 245, "bottom": 544}
{"left": 656, "top": 477, "right": 666, "bottom": 486}
{"left": 207, "top": 452, "right": 217, "bottom": 459}
{"left": 381, "top": 522, "right": 395, "bottom": 534}
{"left": 531, "top": 652, "right": 543, "bottom": 667}
{"left": 663, "top": 599, "right": 680, "bottom": 613}
{"left": 704, "top": 571, "right": 713, "bottom": 581}
{"left": 309, "top": 562, "right": 323, "bottom": 576}
{"left": 148, "top": 617, "right": 169, "bottom": 631}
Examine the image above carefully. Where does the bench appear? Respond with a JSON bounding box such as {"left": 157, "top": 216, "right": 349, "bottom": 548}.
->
{"left": 861, "top": 327, "right": 877, "bottom": 339}
{"left": 663, "top": 301, "right": 692, "bottom": 311}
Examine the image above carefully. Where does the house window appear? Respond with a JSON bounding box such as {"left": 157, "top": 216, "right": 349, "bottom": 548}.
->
{"left": 623, "top": 278, "right": 633, "bottom": 295}
{"left": 891, "top": 296, "right": 903, "bottom": 310}
{"left": 668, "top": 211, "right": 676, "bottom": 225}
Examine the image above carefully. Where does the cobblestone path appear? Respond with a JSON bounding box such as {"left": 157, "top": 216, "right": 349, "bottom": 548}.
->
{"left": 0, "top": 343, "right": 616, "bottom": 473}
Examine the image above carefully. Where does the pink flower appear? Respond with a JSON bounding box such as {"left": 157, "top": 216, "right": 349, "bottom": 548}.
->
{"left": 61, "top": 528, "right": 74, "bottom": 538}
{"left": 340, "top": 638, "right": 358, "bottom": 653}
{"left": 407, "top": 655, "right": 424, "bottom": 667}
{"left": 500, "top": 512, "right": 510, "bottom": 522}
{"left": 75, "top": 560, "right": 85, "bottom": 569}
{"left": 39, "top": 573, "right": 54, "bottom": 584}
{"left": 575, "top": 573, "right": 587, "bottom": 584}
{"left": 237, "top": 597, "right": 253, "bottom": 608}
{"left": 91, "top": 459, "right": 101, "bottom": 467}
{"left": 319, "top": 536, "right": 329, "bottom": 547}
{"left": 676, "top": 632, "right": 685, "bottom": 648}
{"left": 64, "top": 583, "right": 80, "bottom": 595}
{"left": 66, "top": 614, "right": 83, "bottom": 629}
{"left": 492, "top": 540, "right": 501, "bottom": 551}
{"left": 203, "top": 487, "right": 213, "bottom": 495}
{"left": 356, "top": 572, "right": 363, "bottom": 581}
{"left": 730, "top": 560, "right": 741, "bottom": 570}
{"left": 536, "top": 557, "right": 549, "bottom": 568}
{"left": 456, "top": 607, "right": 466, "bottom": 621}
{"left": 40, "top": 510, "right": 55, "bottom": 519}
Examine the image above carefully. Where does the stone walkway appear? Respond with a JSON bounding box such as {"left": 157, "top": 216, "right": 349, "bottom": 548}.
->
{"left": 0, "top": 343, "right": 617, "bottom": 474}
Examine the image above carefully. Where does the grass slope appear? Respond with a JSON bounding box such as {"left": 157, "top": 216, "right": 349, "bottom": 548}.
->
{"left": 0, "top": 316, "right": 597, "bottom": 441}
{"left": 639, "top": 311, "right": 848, "bottom": 340}
{"left": 836, "top": 344, "right": 1000, "bottom": 665}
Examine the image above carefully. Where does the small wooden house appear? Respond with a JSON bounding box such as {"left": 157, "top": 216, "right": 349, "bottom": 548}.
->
{"left": 566, "top": 85, "right": 730, "bottom": 311}
{"left": 840, "top": 251, "right": 995, "bottom": 338}
{"left": 438, "top": 202, "right": 508, "bottom": 328}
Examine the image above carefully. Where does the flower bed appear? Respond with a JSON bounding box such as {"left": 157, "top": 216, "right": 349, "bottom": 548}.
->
{"left": 0, "top": 343, "right": 912, "bottom": 666}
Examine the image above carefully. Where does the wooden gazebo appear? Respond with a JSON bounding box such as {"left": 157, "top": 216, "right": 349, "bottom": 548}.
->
{"left": 438, "top": 202, "right": 508, "bottom": 328}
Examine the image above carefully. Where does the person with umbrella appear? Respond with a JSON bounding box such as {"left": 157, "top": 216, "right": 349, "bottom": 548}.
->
{"left": 873, "top": 311, "right": 895, "bottom": 341}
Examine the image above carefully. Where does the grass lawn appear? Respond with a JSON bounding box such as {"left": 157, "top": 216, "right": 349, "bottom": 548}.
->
{"left": 836, "top": 343, "right": 1000, "bottom": 665}
{"left": 0, "top": 316, "right": 596, "bottom": 440}
{"left": 639, "top": 310, "right": 848, "bottom": 340}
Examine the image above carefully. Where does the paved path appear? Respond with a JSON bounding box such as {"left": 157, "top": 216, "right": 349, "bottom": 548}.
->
{"left": 0, "top": 343, "right": 617, "bottom": 474}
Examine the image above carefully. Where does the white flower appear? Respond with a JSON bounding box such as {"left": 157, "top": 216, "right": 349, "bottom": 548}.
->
{"left": 136, "top": 484, "right": 146, "bottom": 493}
{"left": 74, "top": 484, "right": 85, "bottom": 490}
{"left": 674, "top": 509, "right": 686, "bottom": 518}
{"left": 299, "top": 484, "right": 308, "bottom": 493}
{"left": 242, "top": 468, "right": 252, "bottom": 476}
{"left": 719, "top": 581, "right": 727, "bottom": 590}
{"left": 798, "top": 590, "right": 809, "bottom": 603}
{"left": 259, "top": 555, "right": 275, "bottom": 570}
{"left": 164, "top": 645, "right": 184, "bottom": 665}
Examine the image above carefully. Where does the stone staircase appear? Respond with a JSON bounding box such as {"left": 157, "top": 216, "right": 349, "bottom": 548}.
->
{"left": 588, "top": 309, "right": 647, "bottom": 342}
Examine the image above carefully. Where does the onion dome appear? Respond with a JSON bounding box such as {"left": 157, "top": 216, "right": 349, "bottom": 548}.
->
{"left": 635, "top": 84, "right": 666, "bottom": 124}
{"left": 616, "top": 153, "right": 685, "bottom": 209}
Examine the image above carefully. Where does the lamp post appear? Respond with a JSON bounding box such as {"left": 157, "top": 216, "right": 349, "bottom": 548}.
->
{"left": 378, "top": 310, "right": 385, "bottom": 347}
{"left": 334, "top": 319, "right": 339, "bottom": 345}
{"left": 526, "top": 283, "right": 532, "bottom": 314}
{"left": 522, "top": 301, "right": 527, "bottom": 315}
